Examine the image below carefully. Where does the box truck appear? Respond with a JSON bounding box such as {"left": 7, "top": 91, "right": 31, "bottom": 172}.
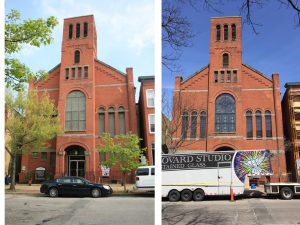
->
{"left": 162, "top": 150, "right": 272, "bottom": 201}
{"left": 264, "top": 183, "right": 300, "bottom": 200}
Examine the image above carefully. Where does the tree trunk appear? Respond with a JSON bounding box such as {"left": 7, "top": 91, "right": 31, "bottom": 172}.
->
{"left": 9, "top": 153, "right": 16, "bottom": 191}
{"left": 122, "top": 172, "right": 127, "bottom": 192}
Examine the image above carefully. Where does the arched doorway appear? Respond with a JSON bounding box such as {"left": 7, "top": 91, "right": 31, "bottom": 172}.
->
{"left": 65, "top": 146, "right": 85, "bottom": 177}
{"left": 214, "top": 146, "right": 235, "bottom": 151}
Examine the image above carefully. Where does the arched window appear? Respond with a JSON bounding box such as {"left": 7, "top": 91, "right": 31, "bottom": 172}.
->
{"left": 223, "top": 53, "right": 229, "bottom": 68}
{"left": 118, "top": 107, "right": 125, "bottom": 134}
{"left": 74, "top": 50, "right": 80, "bottom": 64}
{"left": 76, "top": 23, "right": 80, "bottom": 38}
{"left": 246, "top": 111, "right": 253, "bottom": 139}
{"left": 231, "top": 24, "right": 236, "bottom": 40}
{"left": 190, "top": 111, "right": 197, "bottom": 138}
{"left": 256, "top": 111, "right": 262, "bottom": 138}
{"left": 215, "top": 94, "right": 236, "bottom": 132}
{"left": 216, "top": 25, "right": 221, "bottom": 41}
{"left": 108, "top": 107, "right": 115, "bottom": 137}
{"left": 200, "top": 111, "right": 207, "bottom": 138}
{"left": 68, "top": 24, "right": 73, "bottom": 39}
{"left": 224, "top": 24, "right": 228, "bottom": 40}
{"left": 84, "top": 22, "right": 88, "bottom": 37}
{"left": 265, "top": 110, "right": 272, "bottom": 138}
{"left": 65, "top": 91, "right": 86, "bottom": 131}
{"left": 181, "top": 111, "right": 189, "bottom": 139}
{"left": 98, "top": 107, "right": 105, "bottom": 136}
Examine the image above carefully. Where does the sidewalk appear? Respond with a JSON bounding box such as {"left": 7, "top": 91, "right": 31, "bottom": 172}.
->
{"left": 5, "top": 183, "right": 142, "bottom": 196}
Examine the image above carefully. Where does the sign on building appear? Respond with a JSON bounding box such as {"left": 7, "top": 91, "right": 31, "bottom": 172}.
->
{"left": 101, "top": 166, "right": 110, "bottom": 177}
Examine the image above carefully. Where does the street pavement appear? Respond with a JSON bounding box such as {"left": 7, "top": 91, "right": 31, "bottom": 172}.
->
{"left": 6, "top": 193, "right": 154, "bottom": 225}
{"left": 162, "top": 197, "right": 300, "bottom": 225}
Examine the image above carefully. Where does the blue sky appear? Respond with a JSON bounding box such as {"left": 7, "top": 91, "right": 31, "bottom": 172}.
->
{"left": 162, "top": 1, "right": 300, "bottom": 102}
{"left": 5, "top": 0, "right": 154, "bottom": 100}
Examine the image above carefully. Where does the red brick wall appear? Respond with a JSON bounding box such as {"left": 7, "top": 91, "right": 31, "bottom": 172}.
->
{"left": 138, "top": 77, "right": 155, "bottom": 165}
{"left": 172, "top": 17, "right": 287, "bottom": 182}
{"left": 19, "top": 15, "right": 137, "bottom": 183}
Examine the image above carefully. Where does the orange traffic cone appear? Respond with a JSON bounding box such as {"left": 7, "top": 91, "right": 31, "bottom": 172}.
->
{"left": 230, "top": 185, "right": 234, "bottom": 202}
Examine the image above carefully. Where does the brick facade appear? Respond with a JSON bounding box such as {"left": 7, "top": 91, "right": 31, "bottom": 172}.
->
{"left": 172, "top": 17, "right": 287, "bottom": 182}
{"left": 19, "top": 15, "right": 142, "bottom": 183}
{"left": 282, "top": 83, "right": 300, "bottom": 182}
{"left": 138, "top": 76, "right": 155, "bottom": 165}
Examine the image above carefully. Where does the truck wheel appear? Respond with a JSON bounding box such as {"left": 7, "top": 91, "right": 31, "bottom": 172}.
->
{"left": 280, "top": 187, "right": 294, "bottom": 200}
{"left": 193, "top": 189, "right": 205, "bottom": 201}
{"left": 181, "top": 189, "right": 193, "bottom": 201}
{"left": 168, "top": 190, "right": 180, "bottom": 202}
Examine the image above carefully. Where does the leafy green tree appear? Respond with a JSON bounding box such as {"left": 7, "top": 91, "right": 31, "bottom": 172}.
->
{"left": 98, "top": 133, "right": 146, "bottom": 191}
{"left": 5, "top": 91, "right": 61, "bottom": 191}
{"left": 5, "top": 9, "right": 58, "bottom": 90}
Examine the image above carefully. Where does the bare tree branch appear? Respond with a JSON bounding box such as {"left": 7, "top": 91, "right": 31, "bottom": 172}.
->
{"left": 162, "top": 90, "right": 207, "bottom": 153}
{"left": 162, "top": 0, "right": 194, "bottom": 71}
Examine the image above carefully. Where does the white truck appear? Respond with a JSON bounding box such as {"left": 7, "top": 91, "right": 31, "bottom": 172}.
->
{"left": 264, "top": 183, "right": 300, "bottom": 200}
{"left": 162, "top": 150, "right": 273, "bottom": 201}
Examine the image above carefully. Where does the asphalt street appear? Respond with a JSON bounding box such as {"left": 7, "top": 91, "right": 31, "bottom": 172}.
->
{"left": 5, "top": 193, "right": 154, "bottom": 225}
{"left": 162, "top": 197, "right": 300, "bottom": 225}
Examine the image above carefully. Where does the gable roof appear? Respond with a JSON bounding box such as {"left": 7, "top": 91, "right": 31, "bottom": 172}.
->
{"left": 242, "top": 63, "right": 272, "bottom": 82}
{"left": 95, "top": 59, "right": 127, "bottom": 76}
{"left": 181, "top": 64, "right": 209, "bottom": 84}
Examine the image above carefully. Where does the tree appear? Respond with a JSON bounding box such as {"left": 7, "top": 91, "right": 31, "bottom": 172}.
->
{"left": 5, "top": 9, "right": 58, "bottom": 90}
{"left": 162, "top": 0, "right": 194, "bottom": 72}
{"left": 97, "top": 133, "right": 146, "bottom": 191}
{"left": 162, "top": 0, "right": 300, "bottom": 71}
{"left": 162, "top": 90, "right": 206, "bottom": 153}
{"left": 5, "top": 91, "right": 61, "bottom": 191}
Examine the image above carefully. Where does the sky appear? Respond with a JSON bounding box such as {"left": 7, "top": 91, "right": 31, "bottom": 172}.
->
{"left": 5, "top": 0, "right": 155, "bottom": 101}
{"left": 162, "top": 1, "right": 300, "bottom": 106}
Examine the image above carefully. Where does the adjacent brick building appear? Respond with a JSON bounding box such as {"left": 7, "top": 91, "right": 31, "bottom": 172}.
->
{"left": 138, "top": 76, "right": 155, "bottom": 165}
{"left": 171, "top": 16, "right": 287, "bottom": 182}
{"left": 282, "top": 83, "right": 300, "bottom": 182}
{"left": 18, "top": 15, "right": 150, "bottom": 183}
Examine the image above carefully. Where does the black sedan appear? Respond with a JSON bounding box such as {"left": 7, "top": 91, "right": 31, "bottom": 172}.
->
{"left": 40, "top": 176, "right": 112, "bottom": 198}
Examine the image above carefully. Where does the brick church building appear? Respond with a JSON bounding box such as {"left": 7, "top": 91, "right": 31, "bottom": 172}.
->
{"left": 172, "top": 16, "right": 287, "bottom": 182}
{"left": 18, "top": 15, "right": 151, "bottom": 183}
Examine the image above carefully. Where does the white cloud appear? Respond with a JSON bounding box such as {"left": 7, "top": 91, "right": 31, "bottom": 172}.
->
{"left": 35, "top": 0, "right": 154, "bottom": 56}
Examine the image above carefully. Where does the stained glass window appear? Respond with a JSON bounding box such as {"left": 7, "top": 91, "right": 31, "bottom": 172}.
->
{"left": 108, "top": 107, "right": 115, "bottom": 137}
{"left": 65, "top": 91, "right": 86, "bottom": 131}
{"left": 256, "top": 111, "right": 262, "bottom": 138}
{"left": 246, "top": 111, "right": 253, "bottom": 139}
{"left": 215, "top": 94, "right": 236, "bottom": 132}
{"left": 190, "top": 111, "right": 197, "bottom": 138}
{"left": 98, "top": 107, "right": 105, "bottom": 136}
{"left": 118, "top": 107, "right": 125, "bottom": 134}
{"left": 182, "top": 111, "right": 189, "bottom": 139}
{"left": 265, "top": 110, "right": 272, "bottom": 138}
{"left": 200, "top": 111, "right": 207, "bottom": 138}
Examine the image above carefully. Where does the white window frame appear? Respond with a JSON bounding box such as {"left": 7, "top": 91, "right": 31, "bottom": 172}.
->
{"left": 146, "top": 89, "right": 154, "bottom": 108}
{"left": 148, "top": 114, "right": 155, "bottom": 134}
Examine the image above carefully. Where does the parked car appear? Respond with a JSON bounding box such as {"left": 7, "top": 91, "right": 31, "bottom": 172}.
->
{"left": 40, "top": 176, "right": 112, "bottom": 198}
{"left": 134, "top": 166, "right": 155, "bottom": 191}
